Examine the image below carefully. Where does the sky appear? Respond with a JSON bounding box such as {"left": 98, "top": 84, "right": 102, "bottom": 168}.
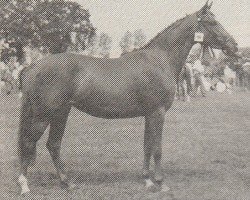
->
{"left": 73, "top": 0, "right": 250, "bottom": 57}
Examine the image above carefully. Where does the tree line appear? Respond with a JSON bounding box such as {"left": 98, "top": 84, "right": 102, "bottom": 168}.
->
{"left": 0, "top": 0, "right": 147, "bottom": 59}
{"left": 2, "top": 1, "right": 248, "bottom": 60}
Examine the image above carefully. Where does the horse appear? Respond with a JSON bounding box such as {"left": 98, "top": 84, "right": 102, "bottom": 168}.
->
{"left": 17, "top": 1, "right": 238, "bottom": 195}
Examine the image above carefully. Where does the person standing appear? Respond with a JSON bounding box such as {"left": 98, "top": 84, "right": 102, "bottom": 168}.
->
{"left": 193, "top": 57, "right": 206, "bottom": 97}
{"left": 0, "top": 37, "right": 9, "bottom": 63}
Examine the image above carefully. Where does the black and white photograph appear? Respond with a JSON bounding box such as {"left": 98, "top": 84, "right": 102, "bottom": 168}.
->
{"left": 0, "top": 0, "right": 249, "bottom": 199}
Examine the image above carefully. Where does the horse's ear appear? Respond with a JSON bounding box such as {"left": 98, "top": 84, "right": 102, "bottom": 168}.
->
{"left": 208, "top": 1, "right": 213, "bottom": 9}
{"left": 199, "top": 0, "right": 213, "bottom": 15}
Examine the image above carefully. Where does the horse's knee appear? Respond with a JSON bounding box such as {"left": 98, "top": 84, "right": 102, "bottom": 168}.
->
{"left": 30, "top": 120, "right": 48, "bottom": 133}
{"left": 46, "top": 141, "right": 61, "bottom": 157}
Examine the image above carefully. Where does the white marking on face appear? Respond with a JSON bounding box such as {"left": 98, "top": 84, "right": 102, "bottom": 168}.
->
{"left": 18, "top": 174, "right": 30, "bottom": 195}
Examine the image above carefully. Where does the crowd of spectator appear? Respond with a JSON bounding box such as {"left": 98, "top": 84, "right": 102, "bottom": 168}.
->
{"left": 0, "top": 36, "right": 48, "bottom": 95}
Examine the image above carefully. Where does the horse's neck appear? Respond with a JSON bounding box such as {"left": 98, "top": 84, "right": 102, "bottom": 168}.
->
{"left": 144, "top": 15, "right": 196, "bottom": 76}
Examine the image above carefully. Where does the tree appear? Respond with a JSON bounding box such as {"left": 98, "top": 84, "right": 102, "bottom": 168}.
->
{"left": 119, "top": 31, "right": 133, "bottom": 54}
{"left": 84, "top": 33, "right": 112, "bottom": 57}
{"left": 85, "top": 35, "right": 99, "bottom": 56}
{"left": 0, "top": 0, "right": 96, "bottom": 54}
{"left": 133, "top": 29, "right": 146, "bottom": 49}
{"left": 98, "top": 33, "right": 112, "bottom": 58}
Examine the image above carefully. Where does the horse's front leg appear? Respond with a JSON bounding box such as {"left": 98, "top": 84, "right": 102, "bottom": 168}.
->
{"left": 143, "top": 107, "right": 167, "bottom": 191}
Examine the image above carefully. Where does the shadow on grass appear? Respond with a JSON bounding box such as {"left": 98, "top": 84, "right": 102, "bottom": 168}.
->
{"left": 70, "top": 169, "right": 145, "bottom": 185}
{"left": 162, "top": 166, "right": 224, "bottom": 183}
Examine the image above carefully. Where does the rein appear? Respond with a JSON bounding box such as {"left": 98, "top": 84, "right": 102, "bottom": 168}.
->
{"left": 197, "top": 16, "right": 241, "bottom": 59}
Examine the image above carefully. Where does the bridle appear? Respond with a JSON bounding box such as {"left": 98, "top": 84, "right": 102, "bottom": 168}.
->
{"left": 196, "top": 15, "right": 241, "bottom": 59}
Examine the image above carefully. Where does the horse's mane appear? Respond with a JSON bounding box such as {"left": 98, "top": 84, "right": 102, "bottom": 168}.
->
{"left": 141, "top": 14, "right": 191, "bottom": 49}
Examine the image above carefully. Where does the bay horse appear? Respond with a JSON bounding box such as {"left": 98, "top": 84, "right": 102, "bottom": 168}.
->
{"left": 18, "top": 1, "right": 238, "bottom": 195}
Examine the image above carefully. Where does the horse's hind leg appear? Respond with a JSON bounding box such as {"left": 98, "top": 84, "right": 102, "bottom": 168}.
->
{"left": 46, "top": 107, "right": 72, "bottom": 188}
{"left": 175, "top": 84, "right": 180, "bottom": 100}
{"left": 18, "top": 99, "right": 49, "bottom": 195}
{"left": 143, "top": 107, "right": 165, "bottom": 190}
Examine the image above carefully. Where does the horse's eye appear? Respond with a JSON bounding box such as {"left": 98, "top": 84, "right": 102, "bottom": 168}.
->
{"left": 208, "top": 21, "right": 217, "bottom": 26}
{"left": 203, "top": 20, "right": 217, "bottom": 26}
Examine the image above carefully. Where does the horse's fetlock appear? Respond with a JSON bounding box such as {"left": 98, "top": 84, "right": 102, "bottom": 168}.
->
{"left": 46, "top": 141, "right": 60, "bottom": 150}
{"left": 153, "top": 151, "right": 162, "bottom": 160}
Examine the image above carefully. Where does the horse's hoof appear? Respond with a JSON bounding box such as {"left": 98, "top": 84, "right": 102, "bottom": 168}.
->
{"left": 60, "top": 181, "right": 77, "bottom": 190}
{"left": 146, "top": 184, "right": 161, "bottom": 193}
{"left": 161, "top": 184, "right": 170, "bottom": 192}
{"left": 67, "top": 183, "right": 78, "bottom": 191}
{"left": 60, "top": 180, "right": 70, "bottom": 189}
{"left": 20, "top": 190, "right": 31, "bottom": 197}
{"left": 145, "top": 179, "right": 160, "bottom": 193}
{"left": 154, "top": 173, "right": 163, "bottom": 184}
{"left": 155, "top": 180, "right": 163, "bottom": 187}
{"left": 155, "top": 180, "right": 170, "bottom": 192}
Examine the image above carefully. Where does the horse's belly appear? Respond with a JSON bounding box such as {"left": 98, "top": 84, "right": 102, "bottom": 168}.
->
{"left": 72, "top": 102, "right": 144, "bottom": 119}
{"left": 71, "top": 87, "right": 144, "bottom": 118}
{"left": 71, "top": 70, "right": 176, "bottom": 118}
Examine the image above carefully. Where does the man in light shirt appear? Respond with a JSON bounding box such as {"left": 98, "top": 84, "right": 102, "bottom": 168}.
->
{"left": 192, "top": 57, "right": 206, "bottom": 97}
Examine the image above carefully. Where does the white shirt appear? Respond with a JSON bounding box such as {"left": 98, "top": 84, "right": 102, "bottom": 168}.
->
{"left": 189, "top": 43, "right": 202, "bottom": 56}
{"left": 193, "top": 60, "right": 204, "bottom": 74}
{"left": 224, "top": 66, "right": 236, "bottom": 79}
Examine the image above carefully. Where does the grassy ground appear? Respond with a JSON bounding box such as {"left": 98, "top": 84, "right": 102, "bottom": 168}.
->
{"left": 0, "top": 90, "right": 250, "bottom": 200}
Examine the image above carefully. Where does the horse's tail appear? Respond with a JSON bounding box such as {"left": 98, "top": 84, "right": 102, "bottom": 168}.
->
{"left": 18, "top": 67, "right": 28, "bottom": 91}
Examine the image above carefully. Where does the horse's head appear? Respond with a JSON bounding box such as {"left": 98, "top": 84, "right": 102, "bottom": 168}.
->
{"left": 195, "top": 1, "right": 238, "bottom": 57}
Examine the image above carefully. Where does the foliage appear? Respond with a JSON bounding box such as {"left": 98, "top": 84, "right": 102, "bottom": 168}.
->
{"left": 98, "top": 33, "right": 112, "bottom": 58}
{"left": 133, "top": 29, "right": 146, "bottom": 49}
{"left": 84, "top": 33, "right": 112, "bottom": 58}
{"left": 85, "top": 35, "right": 99, "bottom": 56}
{"left": 119, "top": 31, "right": 133, "bottom": 54}
{"left": 0, "top": 0, "right": 96, "bottom": 54}
{"left": 119, "top": 29, "right": 147, "bottom": 54}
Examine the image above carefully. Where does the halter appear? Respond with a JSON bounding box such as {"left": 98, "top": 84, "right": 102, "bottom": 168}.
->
{"left": 196, "top": 15, "right": 241, "bottom": 59}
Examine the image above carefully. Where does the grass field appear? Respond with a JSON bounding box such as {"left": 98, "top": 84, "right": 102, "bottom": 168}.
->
{"left": 0, "top": 90, "right": 250, "bottom": 200}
